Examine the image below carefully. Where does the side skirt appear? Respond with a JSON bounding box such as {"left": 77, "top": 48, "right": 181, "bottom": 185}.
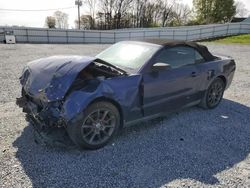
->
{"left": 124, "top": 100, "right": 201, "bottom": 127}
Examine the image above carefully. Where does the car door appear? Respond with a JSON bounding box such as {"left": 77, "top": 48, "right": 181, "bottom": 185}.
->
{"left": 142, "top": 46, "right": 204, "bottom": 116}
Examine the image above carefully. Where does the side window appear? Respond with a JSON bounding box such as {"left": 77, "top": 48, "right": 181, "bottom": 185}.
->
{"left": 195, "top": 51, "right": 205, "bottom": 64}
{"left": 155, "top": 46, "right": 204, "bottom": 68}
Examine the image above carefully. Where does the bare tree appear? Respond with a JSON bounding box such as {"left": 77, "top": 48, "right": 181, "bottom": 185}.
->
{"left": 235, "top": 1, "right": 249, "bottom": 17}
{"left": 85, "top": 0, "right": 98, "bottom": 18}
{"left": 160, "top": 0, "right": 174, "bottom": 27}
{"left": 172, "top": 3, "right": 191, "bottom": 26}
{"left": 75, "top": 15, "right": 94, "bottom": 29}
{"left": 92, "top": 0, "right": 192, "bottom": 29}
{"left": 45, "top": 16, "right": 56, "bottom": 28}
{"left": 133, "top": 0, "right": 149, "bottom": 27}
{"left": 84, "top": 0, "right": 98, "bottom": 28}
{"left": 113, "top": 0, "right": 133, "bottom": 28}
{"left": 98, "top": 0, "right": 116, "bottom": 29}
{"left": 96, "top": 12, "right": 105, "bottom": 29}
{"left": 152, "top": 0, "right": 163, "bottom": 26}
{"left": 53, "top": 11, "right": 69, "bottom": 29}
{"left": 143, "top": 2, "right": 156, "bottom": 27}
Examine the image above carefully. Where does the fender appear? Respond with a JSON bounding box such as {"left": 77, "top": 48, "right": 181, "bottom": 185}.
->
{"left": 62, "top": 75, "right": 142, "bottom": 123}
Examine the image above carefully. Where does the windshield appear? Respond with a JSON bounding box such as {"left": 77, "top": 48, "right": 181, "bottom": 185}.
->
{"left": 96, "top": 41, "right": 161, "bottom": 71}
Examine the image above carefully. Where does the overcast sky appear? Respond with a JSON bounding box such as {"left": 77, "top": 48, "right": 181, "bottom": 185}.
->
{"left": 0, "top": 0, "right": 249, "bottom": 28}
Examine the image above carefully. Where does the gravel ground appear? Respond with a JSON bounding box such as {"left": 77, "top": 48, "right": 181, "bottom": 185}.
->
{"left": 0, "top": 43, "right": 249, "bottom": 188}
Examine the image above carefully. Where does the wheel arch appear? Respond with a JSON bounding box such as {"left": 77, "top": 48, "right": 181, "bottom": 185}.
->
{"left": 217, "top": 75, "right": 227, "bottom": 87}
{"left": 199, "top": 75, "right": 226, "bottom": 109}
{"left": 206, "top": 75, "right": 227, "bottom": 90}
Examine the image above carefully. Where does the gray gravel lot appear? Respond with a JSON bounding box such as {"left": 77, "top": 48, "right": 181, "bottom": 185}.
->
{"left": 0, "top": 43, "right": 250, "bottom": 188}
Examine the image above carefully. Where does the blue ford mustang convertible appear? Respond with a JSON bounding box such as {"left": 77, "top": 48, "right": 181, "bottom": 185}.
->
{"left": 16, "top": 40, "right": 236, "bottom": 149}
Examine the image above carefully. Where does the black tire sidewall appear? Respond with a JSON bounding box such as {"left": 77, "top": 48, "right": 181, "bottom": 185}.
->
{"left": 67, "top": 101, "right": 120, "bottom": 150}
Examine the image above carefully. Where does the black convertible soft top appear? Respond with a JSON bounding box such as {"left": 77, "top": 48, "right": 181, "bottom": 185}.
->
{"left": 141, "top": 39, "right": 216, "bottom": 61}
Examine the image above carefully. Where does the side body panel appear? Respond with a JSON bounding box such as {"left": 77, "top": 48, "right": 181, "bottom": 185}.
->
{"left": 142, "top": 65, "right": 203, "bottom": 116}
{"left": 62, "top": 75, "right": 142, "bottom": 124}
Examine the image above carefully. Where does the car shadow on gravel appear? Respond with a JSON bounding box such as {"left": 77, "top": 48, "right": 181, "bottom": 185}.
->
{"left": 13, "top": 99, "right": 250, "bottom": 188}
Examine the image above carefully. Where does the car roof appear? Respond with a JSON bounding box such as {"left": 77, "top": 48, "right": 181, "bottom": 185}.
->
{"left": 139, "top": 39, "right": 195, "bottom": 46}
{"left": 127, "top": 39, "right": 215, "bottom": 61}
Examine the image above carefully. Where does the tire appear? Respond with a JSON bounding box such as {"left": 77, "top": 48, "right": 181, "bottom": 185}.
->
{"left": 199, "top": 77, "right": 225, "bottom": 109}
{"left": 67, "top": 101, "right": 120, "bottom": 150}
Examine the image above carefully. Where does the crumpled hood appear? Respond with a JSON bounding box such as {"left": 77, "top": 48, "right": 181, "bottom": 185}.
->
{"left": 22, "top": 55, "right": 96, "bottom": 101}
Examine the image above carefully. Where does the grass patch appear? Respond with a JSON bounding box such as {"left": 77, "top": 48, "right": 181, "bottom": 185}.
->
{"left": 212, "top": 34, "right": 250, "bottom": 44}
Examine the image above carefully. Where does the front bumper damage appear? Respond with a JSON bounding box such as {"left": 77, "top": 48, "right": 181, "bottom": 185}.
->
{"left": 16, "top": 95, "right": 74, "bottom": 148}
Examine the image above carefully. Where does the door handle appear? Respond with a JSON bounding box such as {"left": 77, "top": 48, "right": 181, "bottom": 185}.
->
{"left": 191, "top": 72, "right": 197, "bottom": 77}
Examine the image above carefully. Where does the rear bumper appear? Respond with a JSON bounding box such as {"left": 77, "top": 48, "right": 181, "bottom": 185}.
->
{"left": 225, "top": 70, "right": 235, "bottom": 90}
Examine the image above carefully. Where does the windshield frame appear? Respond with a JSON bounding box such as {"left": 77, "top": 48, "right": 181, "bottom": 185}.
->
{"left": 96, "top": 41, "right": 162, "bottom": 74}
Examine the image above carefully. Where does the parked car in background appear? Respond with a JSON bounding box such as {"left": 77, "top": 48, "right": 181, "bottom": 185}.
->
{"left": 1, "top": 30, "right": 16, "bottom": 44}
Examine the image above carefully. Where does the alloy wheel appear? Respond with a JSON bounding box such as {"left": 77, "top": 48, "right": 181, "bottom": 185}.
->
{"left": 81, "top": 109, "right": 116, "bottom": 145}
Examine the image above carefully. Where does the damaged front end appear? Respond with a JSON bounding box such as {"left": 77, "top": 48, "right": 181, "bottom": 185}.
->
{"left": 16, "top": 55, "right": 126, "bottom": 146}
{"left": 16, "top": 93, "right": 64, "bottom": 131}
{"left": 16, "top": 92, "right": 71, "bottom": 147}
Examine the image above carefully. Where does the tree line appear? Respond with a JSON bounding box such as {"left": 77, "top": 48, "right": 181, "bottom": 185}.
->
{"left": 45, "top": 0, "right": 247, "bottom": 29}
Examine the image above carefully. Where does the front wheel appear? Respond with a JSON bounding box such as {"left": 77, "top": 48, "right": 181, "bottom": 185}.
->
{"left": 199, "top": 78, "right": 225, "bottom": 109}
{"left": 67, "top": 101, "right": 120, "bottom": 149}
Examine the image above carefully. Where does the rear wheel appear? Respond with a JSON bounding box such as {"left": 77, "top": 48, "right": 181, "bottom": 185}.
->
{"left": 199, "top": 78, "right": 225, "bottom": 109}
{"left": 67, "top": 101, "right": 120, "bottom": 149}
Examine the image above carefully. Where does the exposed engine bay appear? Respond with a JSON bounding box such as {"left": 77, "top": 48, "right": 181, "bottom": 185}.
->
{"left": 78, "top": 61, "right": 124, "bottom": 80}
{"left": 67, "top": 60, "right": 125, "bottom": 94}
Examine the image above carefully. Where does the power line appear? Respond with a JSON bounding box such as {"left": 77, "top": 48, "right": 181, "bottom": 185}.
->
{"left": 0, "top": 7, "right": 75, "bottom": 12}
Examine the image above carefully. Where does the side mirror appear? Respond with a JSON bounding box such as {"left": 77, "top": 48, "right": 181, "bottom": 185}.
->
{"left": 152, "top": 62, "right": 171, "bottom": 72}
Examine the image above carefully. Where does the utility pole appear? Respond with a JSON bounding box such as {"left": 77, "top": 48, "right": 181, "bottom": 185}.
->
{"left": 75, "top": 0, "right": 83, "bottom": 29}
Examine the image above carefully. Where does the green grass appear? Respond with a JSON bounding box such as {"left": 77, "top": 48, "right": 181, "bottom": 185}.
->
{"left": 212, "top": 34, "right": 250, "bottom": 44}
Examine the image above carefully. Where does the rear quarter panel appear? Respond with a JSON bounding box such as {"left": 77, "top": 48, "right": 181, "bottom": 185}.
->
{"left": 196, "top": 57, "right": 236, "bottom": 92}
